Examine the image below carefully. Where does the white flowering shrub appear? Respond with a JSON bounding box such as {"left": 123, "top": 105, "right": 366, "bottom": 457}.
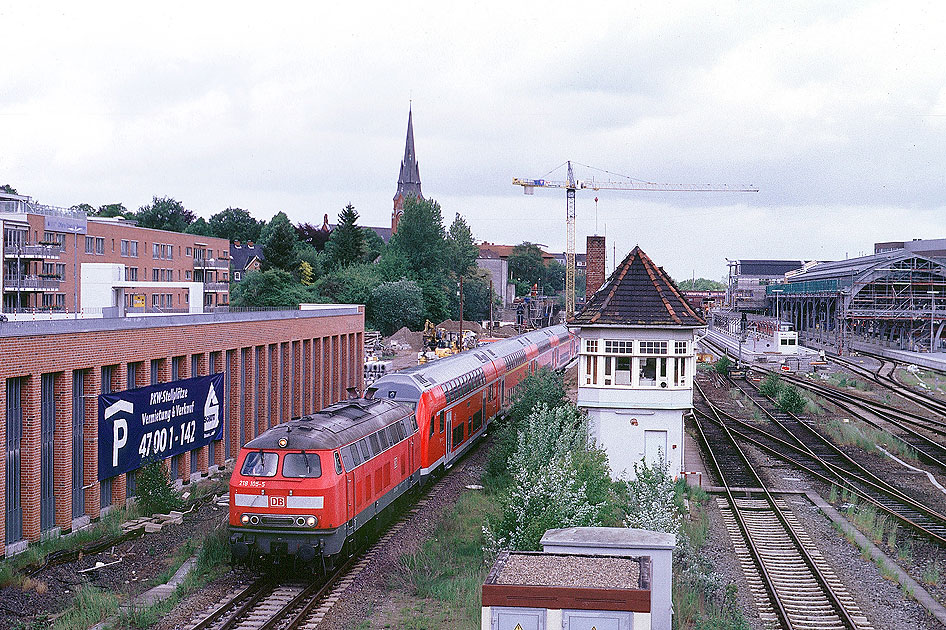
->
{"left": 508, "top": 403, "right": 588, "bottom": 475}
{"left": 625, "top": 454, "right": 681, "bottom": 537}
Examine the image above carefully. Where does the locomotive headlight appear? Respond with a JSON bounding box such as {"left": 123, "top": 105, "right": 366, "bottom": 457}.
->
{"left": 278, "top": 437, "right": 289, "bottom": 448}
{"left": 241, "top": 514, "right": 249, "bottom": 525}
{"left": 249, "top": 515, "right": 260, "bottom": 525}
{"left": 306, "top": 516, "right": 318, "bottom": 527}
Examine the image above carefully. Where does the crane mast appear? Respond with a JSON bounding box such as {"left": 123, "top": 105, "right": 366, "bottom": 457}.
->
{"left": 513, "top": 161, "right": 758, "bottom": 319}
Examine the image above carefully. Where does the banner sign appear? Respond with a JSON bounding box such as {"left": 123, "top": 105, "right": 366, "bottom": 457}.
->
{"left": 98, "top": 373, "right": 224, "bottom": 481}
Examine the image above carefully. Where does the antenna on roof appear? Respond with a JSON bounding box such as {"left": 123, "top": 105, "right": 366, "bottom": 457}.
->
{"left": 346, "top": 387, "right": 359, "bottom": 400}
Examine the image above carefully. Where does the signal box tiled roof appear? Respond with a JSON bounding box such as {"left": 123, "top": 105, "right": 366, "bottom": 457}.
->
{"left": 572, "top": 246, "right": 705, "bottom": 327}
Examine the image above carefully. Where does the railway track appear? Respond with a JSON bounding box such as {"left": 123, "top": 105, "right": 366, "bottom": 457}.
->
{"left": 831, "top": 353, "right": 946, "bottom": 417}
{"left": 694, "top": 378, "right": 946, "bottom": 544}
{"left": 693, "top": 393, "right": 871, "bottom": 629}
{"left": 763, "top": 368, "right": 946, "bottom": 470}
{"left": 182, "top": 437, "right": 477, "bottom": 630}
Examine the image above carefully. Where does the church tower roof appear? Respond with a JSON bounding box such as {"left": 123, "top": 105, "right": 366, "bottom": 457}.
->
{"left": 572, "top": 246, "right": 706, "bottom": 327}
{"left": 394, "top": 107, "right": 423, "bottom": 202}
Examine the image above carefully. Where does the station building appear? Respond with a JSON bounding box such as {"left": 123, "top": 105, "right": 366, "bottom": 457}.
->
{"left": 0, "top": 306, "right": 364, "bottom": 555}
{"left": 766, "top": 248, "right": 946, "bottom": 353}
{"left": 1, "top": 191, "right": 231, "bottom": 316}
{"left": 726, "top": 259, "right": 804, "bottom": 311}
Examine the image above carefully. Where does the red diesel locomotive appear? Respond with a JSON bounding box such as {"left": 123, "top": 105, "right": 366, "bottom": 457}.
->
{"left": 228, "top": 325, "right": 576, "bottom": 565}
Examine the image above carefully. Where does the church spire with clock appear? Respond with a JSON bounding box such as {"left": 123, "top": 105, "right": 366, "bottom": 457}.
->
{"left": 392, "top": 106, "right": 423, "bottom": 234}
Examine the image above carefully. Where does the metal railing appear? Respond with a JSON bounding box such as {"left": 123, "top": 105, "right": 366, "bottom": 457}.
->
{"left": 193, "top": 258, "right": 230, "bottom": 270}
{"left": 2, "top": 275, "right": 61, "bottom": 290}
{"left": 0, "top": 200, "right": 86, "bottom": 219}
{"left": 3, "top": 244, "right": 63, "bottom": 258}
{"left": 203, "top": 282, "right": 230, "bottom": 292}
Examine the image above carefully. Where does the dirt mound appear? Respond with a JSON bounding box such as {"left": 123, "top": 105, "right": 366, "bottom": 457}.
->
{"left": 436, "top": 319, "right": 485, "bottom": 335}
{"left": 386, "top": 326, "right": 423, "bottom": 351}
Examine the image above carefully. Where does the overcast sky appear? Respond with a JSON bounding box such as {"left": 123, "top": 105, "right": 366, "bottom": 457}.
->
{"left": 2, "top": 2, "right": 944, "bottom": 281}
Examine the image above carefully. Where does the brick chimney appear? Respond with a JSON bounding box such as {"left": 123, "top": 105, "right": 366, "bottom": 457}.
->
{"left": 586, "top": 235, "right": 606, "bottom": 299}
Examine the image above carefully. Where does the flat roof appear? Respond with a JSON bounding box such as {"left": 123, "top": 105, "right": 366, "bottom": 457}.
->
{"left": 0, "top": 306, "right": 361, "bottom": 339}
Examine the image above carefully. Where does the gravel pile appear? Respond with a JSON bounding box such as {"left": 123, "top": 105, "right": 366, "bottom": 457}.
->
{"left": 495, "top": 553, "right": 641, "bottom": 589}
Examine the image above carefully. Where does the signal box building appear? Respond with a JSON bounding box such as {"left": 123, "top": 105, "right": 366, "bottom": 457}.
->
{"left": 571, "top": 247, "right": 705, "bottom": 480}
{"left": 0, "top": 307, "right": 364, "bottom": 556}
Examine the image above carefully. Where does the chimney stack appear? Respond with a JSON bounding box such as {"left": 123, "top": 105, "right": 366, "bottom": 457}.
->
{"left": 586, "top": 235, "right": 606, "bottom": 299}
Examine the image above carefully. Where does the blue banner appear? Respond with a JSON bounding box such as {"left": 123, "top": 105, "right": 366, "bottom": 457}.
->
{"left": 98, "top": 373, "right": 224, "bottom": 481}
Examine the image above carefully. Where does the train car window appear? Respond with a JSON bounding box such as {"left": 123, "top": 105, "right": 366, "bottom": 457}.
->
{"left": 349, "top": 444, "right": 362, "bottom": 466}
{"left": 410, "top": 415, "right": 418, "bottom": 433}
{"left": 378, "top": 428, "right": 390, "bottom": 450}
{"left": 369, "top": 432, "right": 380, "bottom": 455}
{"left": 241, "top": 451, "right": 279, "bottom": 477}
{"left": 359, "top": 439, "right": 371, "bottom": 460}
{"left": 429, "top": 415, "right": 436, "bottom": 437}
{"left": 334, "top": 451, "right": 343, "bottom": 475}
{"left": 396, "top": 421, "right": 406, "bottom": 441}
{"left": 439, "top": 411, "right": 445, "bottom": 433}
{"left": 283, "top": 452, "right": 322, "bottom": 478}
{"left": 340, "top": 448, "right": 354, "bottom": 470}
{"left": 452, "top": 423, "right": 464, "bottom": 448}
{"left": 387, "top": 424, "right": 399, "bottom": 445}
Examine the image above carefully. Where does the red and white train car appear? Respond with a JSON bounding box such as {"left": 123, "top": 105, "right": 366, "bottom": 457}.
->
{"left": 228, "top": 325, "right": 577, "bottom": 565}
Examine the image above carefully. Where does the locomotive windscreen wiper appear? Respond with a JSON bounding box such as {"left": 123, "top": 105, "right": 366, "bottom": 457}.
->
{"left": 301, "top": 449, "right": 311, "bottom": 473}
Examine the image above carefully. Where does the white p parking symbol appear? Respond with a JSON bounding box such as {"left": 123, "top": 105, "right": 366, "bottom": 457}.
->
{"left": 104, "top": 400, "right": 134, "bottom": 468}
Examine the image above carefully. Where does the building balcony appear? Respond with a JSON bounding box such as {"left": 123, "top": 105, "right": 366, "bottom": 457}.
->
{"left": 204, "top": 281, "right": 230, "bottom": 292}
{"left": 3, "top": 244, "right": 62, "bottom": 259}
{"left": 193, "top": 258, "right": 230, "bottom": 270}
{"left": 2, "top": 275, "right": 61, "bottom": 291}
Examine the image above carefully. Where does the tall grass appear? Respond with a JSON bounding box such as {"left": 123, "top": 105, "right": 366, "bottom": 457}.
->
{"left": 825, "top": 418, "right": 917, "bottom": 462}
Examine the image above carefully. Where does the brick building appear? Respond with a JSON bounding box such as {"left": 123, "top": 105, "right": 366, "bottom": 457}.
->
{"left": 0, "top": 307, "right": 364, "bottom": 555}
{"left": 1, "top": 192, "right": 231, "bottom": 315}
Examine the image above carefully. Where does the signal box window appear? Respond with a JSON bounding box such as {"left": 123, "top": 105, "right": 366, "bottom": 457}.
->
{"left": 282, "top": 452, "right": 322, "bottom": 478}
{"left": 241, "top": 451, "right": 278, "bottom": 477}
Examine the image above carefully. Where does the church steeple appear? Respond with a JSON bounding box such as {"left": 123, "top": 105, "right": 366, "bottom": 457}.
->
{"left": 392, "top": 106, "right": 423, "bottom": 233}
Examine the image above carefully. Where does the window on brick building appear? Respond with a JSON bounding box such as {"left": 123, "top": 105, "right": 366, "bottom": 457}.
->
{"left": 85, "top": 236, "right": 94, "bottom": 254}
{"left": 95, "top": 238, "right": 104, "bottom": 255}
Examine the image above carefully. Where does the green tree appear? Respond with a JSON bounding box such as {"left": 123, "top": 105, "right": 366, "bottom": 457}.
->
{"left": 713, "top": 356, "right": 732, "bottom": 375}
{"left": 362, "top": 227, "right": 385, "bottom": 263}
{"left": 230, "top": 269, "right": 309, "bottom": 307}
{"left": 445, "top": 212, "right": 478, "bottom": 278}
{"left": 261, "top": 212, "right": 300, "bottom": 272}
{"left": 450, "top": 270, "right": 494, "bottom": 322}
{"left": 135, "top": 196, "right": 195, "bottom": 232}
{"left": 0, "top": 184, "right": 18, "bottom": 194}
{"left": 324, "top": 204, "right": 365, "bottom": 268}
{"left": 70, "top": 203, "right": 95, "bottom": 214}
{"left": 543, "top": 260, "right": 566, "bottom": 292}
{"left": 94, "top": 203, "right": 130, "bottom": 218}
{"left": 312, "top": 263, "right": 383, "bottom": 307}
{"left": 508, "top": 242, "right": 549, "bottom": 294}
{"left": 677, "top": 277, "right": 727, "bottom": 291}
{"left": 209, "top": 207, "right": 263, "bottom": 243}
{"left": 185, "top": 217, "right": 214, "bottom": 236}
{"left": 295, "top": 244, "right": 323, "bottom": 283}
{"left": 369, "top": 279, "right": 425, "bottom": 335}
{"left": 777, "top": 386, "right": 807, "bottom": 414}
{"left": 389, "top": 196, "right": 446, "bottom": 277}
{"left": 299, "top": 261, "right": 316, "bottom": 286}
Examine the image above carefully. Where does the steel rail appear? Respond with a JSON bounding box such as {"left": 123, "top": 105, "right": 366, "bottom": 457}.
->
{"left": 693, "top": 381, "right": 864, "bottom": 629}
{"left": 832, "top": 354, "right": 946, "bottom": 417}
{"left": 694, "top": 380, "right": 946, "bottom": 544}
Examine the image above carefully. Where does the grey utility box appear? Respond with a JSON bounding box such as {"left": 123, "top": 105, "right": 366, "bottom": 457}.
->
{"left": 540, "top": 527, "right": 675, "bottom": 630}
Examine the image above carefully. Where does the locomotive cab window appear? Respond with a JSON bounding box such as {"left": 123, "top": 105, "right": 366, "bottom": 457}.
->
{"left": 241, "top": 451, "right": 278, "bottom": 477}
{"left": 334, "top": 451, "right": 343, "bottom": 475}
{"left": 359, "top": 439, "right": 371, "bottom": 461}
{"left": 283, "top": 452, "right": 322, "bottom": 478}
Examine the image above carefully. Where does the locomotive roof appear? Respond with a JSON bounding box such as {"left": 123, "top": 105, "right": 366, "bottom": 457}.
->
{"left": 243, "top": 397, "right": 413, "bottom": 451}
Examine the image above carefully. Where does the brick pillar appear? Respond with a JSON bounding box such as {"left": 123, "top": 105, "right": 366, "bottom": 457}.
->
{"left": 314, "top": 338, "right": 323, "bottom": 412}
{"left": 356, "top": 332, "right": 364, "bottom": 393}
{"left": 83, "top": 368, "right": 101, "bottom": 519}
{"left": 293, "top": 341, "right": 302, "bottom": 418}
{"left": 21, "top": 376, "right": 40, "bottom": 542}
{"left": 177, "top": 357, "right": 191, "bottom": 484}
{"left": 586, "top": 235, "right": 606, "bottom": 300}
{"left": 256, "top": 346, "right": 267, "bottom": 439}
{"left": 301, "top": 339, "right": 311, "bottom": 415}
{"left": 155, "top": 359, "right": 173, "bottom": 480}
{"left": 110, "top": 364, "right": 127, "bottom": 506}
{"left": 279, "top": 343, "right": 288, "bottom": 423}
{"left": 269, "top": 344, "right": 278, "bottom": 429}
{"left": 0, "top": 380, "right": 6, "bottom": 552}
{"left": 332, "top": 336, "right": 340, "bottom": 404}
{"left": 53, "top": 372, "right": 72, "bottom": 531}
{"left": 226, "top": 350, "right": 239, "bottom": 462}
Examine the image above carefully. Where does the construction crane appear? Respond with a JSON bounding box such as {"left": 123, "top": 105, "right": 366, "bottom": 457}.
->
{"left": 513, "top": 161, "right": 758, "bottom": 318}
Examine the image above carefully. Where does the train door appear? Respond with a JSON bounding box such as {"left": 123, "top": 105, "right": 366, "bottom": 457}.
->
{"left": 500, "top": 379, "right": 506, "bottom": 407}
{"left": 445, "top": 410, "right": 453, "bottom": 455}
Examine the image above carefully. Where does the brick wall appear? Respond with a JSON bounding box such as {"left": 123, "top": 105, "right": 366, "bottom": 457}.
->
{"left": 0, "top": 308, "right": 363, "bottom": 552}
